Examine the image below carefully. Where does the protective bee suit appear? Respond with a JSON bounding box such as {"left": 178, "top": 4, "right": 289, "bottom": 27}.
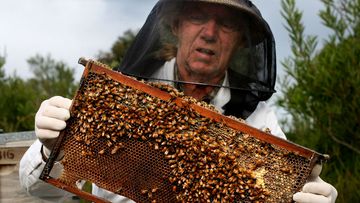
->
{"left": 19, "top": 0, "right": 289, "bottom": 202}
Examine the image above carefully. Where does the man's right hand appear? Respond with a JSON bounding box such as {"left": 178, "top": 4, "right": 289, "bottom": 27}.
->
{"left": 35, "top": 96, "right": 72, "bottom": 158}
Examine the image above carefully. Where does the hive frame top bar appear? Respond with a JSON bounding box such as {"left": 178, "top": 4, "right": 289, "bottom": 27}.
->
{"left": 39, "top": 57, "right": 329, "bottom": 203}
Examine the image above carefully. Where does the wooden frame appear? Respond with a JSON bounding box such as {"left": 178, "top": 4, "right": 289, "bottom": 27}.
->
{"left": 40, "top": 58, "right": 329, "bottom": 202}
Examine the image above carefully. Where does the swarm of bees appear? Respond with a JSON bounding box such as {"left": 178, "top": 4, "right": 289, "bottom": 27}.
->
{"left": 58, "top": 69, "right": 313, "bottom": 203}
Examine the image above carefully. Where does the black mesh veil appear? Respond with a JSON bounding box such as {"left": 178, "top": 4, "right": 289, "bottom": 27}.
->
{"left": 116, "top": 0, "right": 277, "bottom": 118}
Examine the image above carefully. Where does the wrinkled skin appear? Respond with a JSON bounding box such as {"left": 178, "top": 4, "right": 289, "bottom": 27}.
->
{"left": 172, "top": 2, "right": 243, "bottom": 100}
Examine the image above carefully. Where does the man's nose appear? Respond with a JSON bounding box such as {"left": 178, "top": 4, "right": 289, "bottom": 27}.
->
{"left": 200, "top": 19, "right": 218, "bottom": 43}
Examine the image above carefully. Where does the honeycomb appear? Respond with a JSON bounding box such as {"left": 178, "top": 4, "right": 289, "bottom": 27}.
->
{"left": 43, "top": 59, "right": 327, "bottom": 203}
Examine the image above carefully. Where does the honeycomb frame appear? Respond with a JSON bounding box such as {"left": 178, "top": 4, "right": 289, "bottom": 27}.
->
{"left": 40, "top": 58, "right": 329, "bottom": 203}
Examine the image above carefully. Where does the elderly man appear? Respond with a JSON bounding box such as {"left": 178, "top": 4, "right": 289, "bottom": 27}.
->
{"left": 20, "top": 0, "right": 337, "bottom": 202}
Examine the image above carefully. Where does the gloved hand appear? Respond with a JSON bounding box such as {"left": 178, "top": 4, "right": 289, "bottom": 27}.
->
{"left": 35, "top": 96, "right": 72, "bottom": 159}
{"left": 293, "top": 164, "right": 338, "bottom": 203}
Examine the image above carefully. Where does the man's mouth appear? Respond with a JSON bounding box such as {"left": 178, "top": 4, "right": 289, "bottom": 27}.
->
{"left": 196, "top": 48, "right": 215, "bottom": 56}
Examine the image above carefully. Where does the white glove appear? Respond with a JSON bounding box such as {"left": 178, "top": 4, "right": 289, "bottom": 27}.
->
{"left": 293, "top": 164, "right": 338, "bottom": 203}
{"left": 35, "top": 96, "right": 72, "bottom": 158}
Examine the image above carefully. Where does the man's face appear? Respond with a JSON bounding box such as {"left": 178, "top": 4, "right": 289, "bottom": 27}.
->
{"left": 173, "top": 2, "right": 243, "bottom": 83}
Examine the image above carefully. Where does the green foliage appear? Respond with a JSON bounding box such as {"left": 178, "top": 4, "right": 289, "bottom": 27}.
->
{"left": 0, "top": 76, "right": 37, "bottom": 131}
{"left": 278, "top": 0, "right": 360, "bottom": 202}
{"left": 27, "top": 54, "right": 78, "bottom": 99}
{"left": 0, "top": 54, "right": 5, "bottom": 80}
{"left": 97, "top": 30, "right": 137, "bottom": 68}
{"left": 0, "top": 54, "right": 37, "bottom": 131}
{"left": 0, "top": 54, "right": 78, "bottom": 132}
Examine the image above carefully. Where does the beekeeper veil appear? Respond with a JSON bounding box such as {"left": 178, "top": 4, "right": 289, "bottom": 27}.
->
{"left": 116, "top": 0, "right": 277, "bottom": 119}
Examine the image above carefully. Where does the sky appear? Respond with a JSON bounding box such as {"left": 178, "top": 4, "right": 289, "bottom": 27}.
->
{"left": 0, "top": 0, "right": 331, "bottom": 92}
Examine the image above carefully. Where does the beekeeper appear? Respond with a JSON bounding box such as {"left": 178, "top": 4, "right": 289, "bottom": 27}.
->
{"left": 19, "top": 0, "right": 337, "bottom": 202}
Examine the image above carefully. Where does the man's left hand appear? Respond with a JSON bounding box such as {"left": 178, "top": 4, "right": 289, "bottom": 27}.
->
{"left": 293, "top": 165, "right": 338, "bottom": 203}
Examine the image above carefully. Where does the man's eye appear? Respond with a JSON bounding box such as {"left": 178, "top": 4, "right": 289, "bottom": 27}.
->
{"left": 221, "top": 20, "right": 237, "bottom": 30}
{"left": 188, "top": 14, "right": 208, "bottom": 24}
{"left": 220, "top": 19, "right": 239, "bottom": 32}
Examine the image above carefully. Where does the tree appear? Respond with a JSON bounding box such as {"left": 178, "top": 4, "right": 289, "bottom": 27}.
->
{"left": 0, "top": 54, "right": 5, "bottom": 79}
{"left": 0, "top": 76, "right": 37, "bottom": 131}
{"left": 97, "top": 30, "right": 137, "bottom": 68}
{"left": 27, "top": 54, "right": 78, "bottom": 100}
{"left": 0, "top": 55, "right": 38, "bottom": 131}
{"left": 0, "top": 54, "right": 78, "bottom": 132}
{"left": 278, "top": 0, "right": 360, "bottom": 202}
